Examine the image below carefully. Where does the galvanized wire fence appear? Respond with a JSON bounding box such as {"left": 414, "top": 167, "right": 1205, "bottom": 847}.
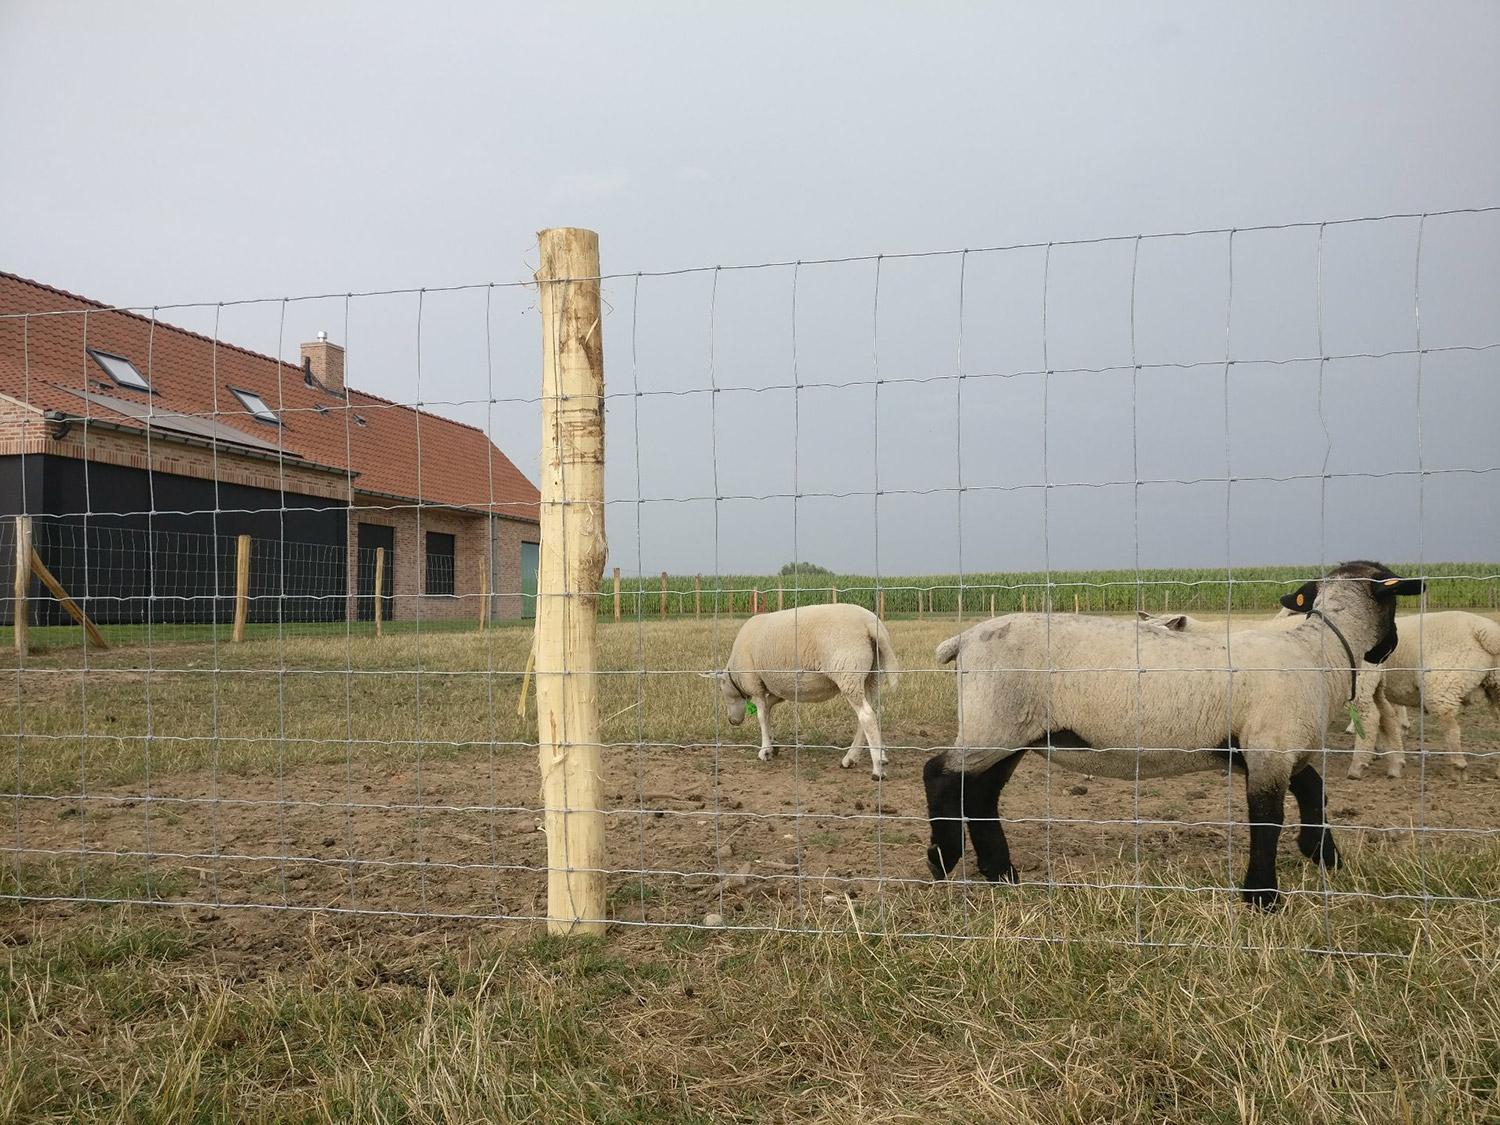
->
{"left": 2, "top": 206, "right": 1498, "bottom": 956}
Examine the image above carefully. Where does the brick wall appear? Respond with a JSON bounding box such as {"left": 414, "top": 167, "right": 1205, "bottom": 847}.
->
{"left": 346, "top": 500, "right": 536, "bottom": 623}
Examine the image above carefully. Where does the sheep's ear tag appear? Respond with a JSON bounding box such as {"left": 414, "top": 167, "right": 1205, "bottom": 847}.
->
{"left": 1348, "top": 702, "right": 1365, "bottom": 740}
{"left": 744, "top": 701, "right": 757, "bottom": 716}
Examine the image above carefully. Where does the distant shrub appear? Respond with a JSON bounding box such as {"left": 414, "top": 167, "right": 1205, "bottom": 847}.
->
{"left": 779, "top": 562, "right": 833, "bottom": 577}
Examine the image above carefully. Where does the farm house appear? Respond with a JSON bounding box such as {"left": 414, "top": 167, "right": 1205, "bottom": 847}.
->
{"left": 0, "top": 272, "right": 540, "bottom": 627}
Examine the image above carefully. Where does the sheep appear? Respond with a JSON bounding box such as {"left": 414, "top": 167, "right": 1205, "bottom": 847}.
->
{"left": 1343, "top": 611, "right": 1500, "bottom": 780}
{"left": 706, "top": 603, "right": 900, "bottom": 779}
{"left": 924, "top": 561, "right": 1424, "bottom": 910}
{"left": 1137, "top": 609, "right": 1414, "bottom": 741}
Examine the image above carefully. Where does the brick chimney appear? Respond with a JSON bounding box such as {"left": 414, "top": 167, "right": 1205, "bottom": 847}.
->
{"left": 300, "top": 331, "right": 345, "bottom": 394}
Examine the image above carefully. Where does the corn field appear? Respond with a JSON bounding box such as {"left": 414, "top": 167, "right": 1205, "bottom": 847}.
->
{"left": 604, "top": 563, "right": 1500, "bottom": 619}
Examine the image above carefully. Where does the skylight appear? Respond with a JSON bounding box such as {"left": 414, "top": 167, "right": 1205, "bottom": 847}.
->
{"left": 87, "top": 349, "right": 151, "bottom": 392}
{"left": 230, "top": 387, "right": 280, "bottom": 425}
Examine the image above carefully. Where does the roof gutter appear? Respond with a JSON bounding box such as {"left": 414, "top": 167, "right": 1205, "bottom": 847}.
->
{"left": 40, "top": 410, "right": 361, "bottom": 481}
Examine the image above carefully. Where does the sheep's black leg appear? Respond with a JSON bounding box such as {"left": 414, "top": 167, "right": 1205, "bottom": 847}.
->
{"left": 1242, "top": 785, "right": 1285, "bottom": 911}
{"left": 1289, "top": 764, "right": 1338, "bottom": 869}
{"left": 963, "top": 752, "right": 1025, "bottom": 883}
{"left": 924, "top": 755, "right": 965, "bottom": 879}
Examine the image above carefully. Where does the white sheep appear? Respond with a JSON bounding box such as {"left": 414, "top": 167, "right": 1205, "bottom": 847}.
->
{"left": 1138, "top": 609, "right": 1413, "bottom": 740}
{"left": 708, "top": 603, "right": 900, "bottom": 779}
{"left": 925, "top": 561, "right": 1424, "bottom": 909}
{"left": 1344, "top": 611, "right": 1500, "bottom": 780}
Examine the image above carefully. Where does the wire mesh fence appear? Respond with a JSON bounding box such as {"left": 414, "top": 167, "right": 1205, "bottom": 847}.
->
{"left": 2, "top": 206, "right": 1498, "bottom": 957}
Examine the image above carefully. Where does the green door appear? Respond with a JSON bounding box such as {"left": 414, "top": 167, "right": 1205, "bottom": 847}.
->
{"left": 520, "top": 541, "right": 539, "bottom": 619}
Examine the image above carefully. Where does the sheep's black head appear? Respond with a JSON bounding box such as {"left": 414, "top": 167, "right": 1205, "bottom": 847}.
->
{"left": 1278, "top": 561, "right": 1425, "bottom": 664}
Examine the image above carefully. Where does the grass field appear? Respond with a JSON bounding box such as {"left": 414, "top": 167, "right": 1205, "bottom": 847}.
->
{"left": 2, "top": 614, "right": 1499, "bottom": 1121}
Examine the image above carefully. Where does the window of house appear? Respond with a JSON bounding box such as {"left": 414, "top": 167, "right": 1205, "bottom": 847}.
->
{"left": 230, "top": 387, "right": 280, "bottom": 424}
{"left": 87, "top": 349, "right": 152, "bottom": 392}
{"left": 425, "top": 532, "right": 456, "bottom": 596}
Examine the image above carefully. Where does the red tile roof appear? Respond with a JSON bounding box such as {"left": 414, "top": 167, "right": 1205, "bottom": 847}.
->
{"left": 0, "top": 272, "right": 539, "bottom": 521}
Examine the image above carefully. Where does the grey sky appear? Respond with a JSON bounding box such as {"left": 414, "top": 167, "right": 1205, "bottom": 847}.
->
{"left": 3, "top": 2, "right": 1496, "bottom": 578}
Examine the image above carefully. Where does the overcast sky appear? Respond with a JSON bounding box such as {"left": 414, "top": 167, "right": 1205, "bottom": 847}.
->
{"left": 3, "top": 2, "right": 1496, "bottom": 578}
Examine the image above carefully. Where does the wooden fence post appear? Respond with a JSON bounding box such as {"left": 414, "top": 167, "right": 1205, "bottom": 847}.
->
{"left": 613, "top": 567, "right": 621, "bottom": 622}
{"left": 29, "top": 549, "right": 107, "bottom": 649}
{"left": 694, "top": 575, "right": 701, "bottom": 618}
{"left": 373, "top": 547, "right": 385, "bottom": 638}
{"left": 831, "top": 585, "right": 838, "bottom": 604}
{"left": 989, "top": 592, "right": 996, "bottom": 616}
{"left": 752, "top": 587, "right": 760, "bottom": 614}
{"left": 658, "top": 571, "right": 667, "bottom": 620}
{"left": 1074, "top": 592, "right": 1080, "bottom": 614}
{"left": 877, "top": 589, "right": 885, "bottom": 619}
{"left": 12, "top": 516, "right": 30, "bottom": 655}
{"left": 1021, "top": 592, "right": 1028, "bottom": 613}
{"left": 479, "top": 558, "right": 490, "bottom": 631}
{"left": 535, "top": 226, "right": 608, "bottom": 936}
{"left": 232, "top": 534, "right": 251, "bottom": 643}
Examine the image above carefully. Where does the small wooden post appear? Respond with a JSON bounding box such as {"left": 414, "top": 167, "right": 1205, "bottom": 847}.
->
{"left": 830, "top": 585, "right": 838, "bottom": 605}
{"left": 1074, "top": 592, "right": 1080, "bottom": 614}
{"left": 694, "top": 575, "right": 701, "bottom": 619}
{"left": 479, "top": 558, "right": 490, "bottom": 631}
{"left": 612, "top": 567, "right": 621, "bottom": 622}
{"left": 12, "top": 516, "right": 31, "bottom": 655}
{"left": 917, "top": 589, "right": 924, "bottom": 619}
{"left": 877, "top": 589, "right": 885, "bottom": 619}
{"left": 1021, "top": 592, "right": 1028, "bottom": 613}
{"left": 28, "top": 549, "right": 107, "bottom": 649}
{"left": 990, "top": 592, "right": 996, "bottom": 616}
{"left": 535, "top": 226, "right": 608, "bottom": 936}
{"left": 752, "top": 587, "right": 760, "bottom": 614}
{"left": 776, "top": 586, "right": 784, "bottom": 611}
{"left": 659, "top": 571, "right": 668, "bottom": 620}
{"left": 232, "top": 533, "right": 251, "bottom": 643}
{"left": 373, "top": 546, "right": 385, "bottom": 637}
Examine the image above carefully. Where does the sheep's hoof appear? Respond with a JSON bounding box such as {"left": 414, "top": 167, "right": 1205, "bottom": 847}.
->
{"left": 1241, "top": 885, "right": 1281, "bottom": 912}
{"left": 757, "top": 749, "right": 773, "bottom": 763}
{"left": 870, "top": 770, "right": 886, "bottom": 782}
{"left": 839, "top": 757, "right": 853, "bottom": 770}
{"left": 1345, "top": 767, "right": 1364, "bottom": 781}
{"left": 925, "top": 846, "right": 949, "bottom": 881}
{"left": 1297, "top": 828, "right": 1339, "bottom": 869}
{"left": 979, "top": 863, "right": 1019, "bottom": 884}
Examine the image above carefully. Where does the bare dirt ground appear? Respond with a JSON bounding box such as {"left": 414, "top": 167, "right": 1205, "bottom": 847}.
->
{"left": 13, "top": 707, "right": 1498, "bottom": 935}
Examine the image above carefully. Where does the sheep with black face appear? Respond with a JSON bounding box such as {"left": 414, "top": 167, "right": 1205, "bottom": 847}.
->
{"left": 924, "top": 561, "right": 1423, "bottom": 910}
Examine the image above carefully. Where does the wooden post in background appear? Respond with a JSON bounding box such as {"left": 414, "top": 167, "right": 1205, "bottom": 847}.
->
{"left": 1021, "top": 592, "right": 1028, "bottom": 613}
{"left": 232, "top": 533, "right": 251, "bottom": 643}
{"left": 751, "top": 587, "right": 760, "bottom": 614}
{"left": 613, "top": 567, "right": 621, "bottom": 622}
{"left": 29, "top": 549, "right": 106, "bottom": 649}
{"left": 12, "top": 516, "right": 30, "bottom": 655}
{"left": 659, "top": 571, "right": 668, "bottom": 620}
{"left": 989, "top": 592, "right": 996, "bottom": 617}
{"left": 479, "top": 559, "right": 490, "bottom": 631}
{"left": 830, "top": 585, "right": 838, "bottom": 604}
{"left": 694, "top": 575, "right": 701, "bottom": 619}
{"left": 535, "top": 227, "right": 608, "bottom": 937}
{"left": 373, "top": 547, "right": 385, "bottom": 638}
{"left": 1073, "top": 592, "right": 1080, "bottom": 614}
{"left": 877, "top": 589, "right": 885, "bottom": 619}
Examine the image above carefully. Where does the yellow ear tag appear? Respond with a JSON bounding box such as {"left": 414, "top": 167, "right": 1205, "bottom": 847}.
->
{"left": 1382, "top": 578, "right": 1400, "bottom": 587}
{"left": 1295, "top": 593, "right": 1305, "bottom": 606}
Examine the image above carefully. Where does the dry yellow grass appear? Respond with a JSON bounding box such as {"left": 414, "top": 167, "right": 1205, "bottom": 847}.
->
{"left": 2, "top": 617, "right": 1498, "bottom": 1122}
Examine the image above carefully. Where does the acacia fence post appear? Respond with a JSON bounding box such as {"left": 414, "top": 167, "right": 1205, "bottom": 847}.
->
{"left": 535, "top": 226, "right": 608, "bottom": 936}
{"left": 12, "top": 516, "right": 31, "bottom": 655}
{"left": 694, "top": 575, "right": 701, "bottom": 619}
{"left": 232, "top": 533, "right": 251, "bottom": 643}
{"left": 373, "top": 546, "right": 385, "bottom": 638}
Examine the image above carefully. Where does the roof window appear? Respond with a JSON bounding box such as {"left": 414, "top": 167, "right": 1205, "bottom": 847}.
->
{"left": 87, "top": 349, "right": 151, "bottom": 392}
{"left": 230, "top": 387, "right": 280, "bottom": 425}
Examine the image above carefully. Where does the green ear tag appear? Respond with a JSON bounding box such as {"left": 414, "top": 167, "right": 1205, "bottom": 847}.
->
{"left": 1348, "top": 702, "right": 1365, "bottom": 741}
{"left": 745, "top": 701, "right": 758, "bottom": 716}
